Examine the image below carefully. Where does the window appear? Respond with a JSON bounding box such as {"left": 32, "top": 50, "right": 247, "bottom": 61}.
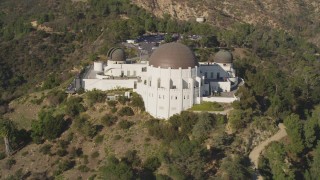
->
{"left": 211, "top": 72, "right": 213, "bottom": 78}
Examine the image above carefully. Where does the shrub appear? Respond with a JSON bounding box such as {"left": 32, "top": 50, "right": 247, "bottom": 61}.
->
{"left": 91, "top": 151, "right": 100, "bottom": 159}
{"left": 47, "top": 90, "right": 67, "bottom": 106}
{"left": 130, "top": 93, "right": 145, "bottom": 110}
{"left": 0, "top": 152, "right": 5, "bottom": 160}
{"left": 101, "top": 114, "right": 118, "bottom": 126}
{"left": 95, "top": 135, "right": 104, "bottom": 144}
{"left": 118, "top": 120, "right": 134, "bottom": 129}
{"left": 31, "top": 110, "right": 67, "bottom": 142}
{"left": 73, "top": 115, "right": 98, "bottom": 138}
{"left": 5, "top": 158, "right": 16, "bottom": 170}
{"left": 57, "top": 149, "right": 68, "bottom": 157}
{"left": 70, "top": 147, "right": 83, "bottom": 158}
{"left": 111, "top": 107, "right": 117, "bottom": 113}
{"left": 118, "top": 106, "right": 134, "bottom": 116}
{"left": 54, "top": 160, "right": 75, "bottom": 175}
{"left": 117, "top": 96, "right": 129, "bottom": 105}
{"left": 65, "top": 97, "right": 85, "bottom": 117}
{"left": 21, "top": 151, "right": 28, "bottom": 157}
{"left": 114, "top": 135, "right": 122, "bottom": 140}
{"left": 86, "top": 89, "right": 107, "bottom": 106}
{"left": 107, "top": 100, "right": 117, "bottom": 107}
{"left": 58, "top": 140, "right": 70, "bottom": 149}
{"left": 39, "top": 144, "right": 52, "bottom": 155}
{"left": 78, "top": 165, "right": 90, "bottom": 172}
{"left": 143, "top": 157, "right": 161, "bottom": 171}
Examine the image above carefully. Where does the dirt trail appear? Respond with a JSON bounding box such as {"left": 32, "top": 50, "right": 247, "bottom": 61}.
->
{"left": 249, "top": 123, "right": 287, "bottom": 179}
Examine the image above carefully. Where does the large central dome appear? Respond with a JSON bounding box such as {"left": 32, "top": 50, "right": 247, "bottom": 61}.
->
{"left": 149, "top": 43, "right": 198, "bottom": 69}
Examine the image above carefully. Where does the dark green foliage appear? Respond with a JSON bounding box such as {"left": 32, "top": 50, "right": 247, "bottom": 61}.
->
{"left": 123, "top": 150, "right": 141, "bottom": 167}
{"left": 73, "top": 115, "right": 98, "bottom": 138}
{"left": 143, "top": 157, "right": 161, "bottom": 172}
{"left": 58, "top": 140, "right": 70, "bottom": 149}
{"left": 228, "top": 109, "right": 253, "bottom": 130}
{"left": 114, "top": 134, "right": 122, "bottom": 140}
{"left": 57, "top": 149, "right": 68, "bottom": 157}
{"left": 118, "top": 106, "right": 134, "bottom": 116}
{"left": 220, "top": 155, "right": 252, "bottom": 180}
{"left": 46, "top": 90, "right": 67, "bottom": 106}
{"left": 39, "top": 144, "right": 52, "bottom": 155}
{"left": 169, "top": 140, "right": 207, "bottom": 179}
{"left": 284, "top": 114, "right": 305, "bottom": 155}
{"left": 78, "top": 165, "right": 90, "bottom": 172}
{"left": 86, "top": 89, "right": 107, "bottom": 106}
{"left": 94, "top": 135, "right": 104, "bottom": 144}
{"left": 107, "top": 100, "right": 118, "bottom": 107}
{"left": 4, "top": 158, "right": 16, "bottom": 170}
{"left": 31, "top": 110, "right": 67, "bottom": 143}
{"left": 192, "top": 112, "right": 214, "bottom": 141}
{"left": 101, "top": 114, "right": 118, "bottom": 126}
{"left": 264, "top": 142, "right": 295, "bottom": 179}
{"left": 305, "top": 142, "right": 320, "bottom": 179}
{"left": 111, "top": 107, "right": 117, "bottom": 113}
{"left": 54, "top": 160, "right": 75, "bottom": 176}
{"left": 65, "top": 97, "right": 85, "bottom": 117}
{"left": 130, "top": 92, "right": 145, "bottom": 111}
{"left": 304, "top": 106, "right": 320, "bottom": 149}
{"left": 100, "top": 155, "right": 134, "bottom": 180}
{"left": 91, "top": 151, "right": 99, "bottom": 158}
{"left": 145, "top": 119, "right": 181, "bottom": 143}
{"left": 0, "top": 152, "right": 5, "bottom": 160}
{"left": 118, "top": 120, "right": 133, "bottom": 129}
{"left": 42, "top": 74, "right": 60, "bottom": 90}
{"left": 118, "top": 96, "right": 129, "bottom": 105}
{"left": 169, "top": 111, "right": 198, "bottom": 135}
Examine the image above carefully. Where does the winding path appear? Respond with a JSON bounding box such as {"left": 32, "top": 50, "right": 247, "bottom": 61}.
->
{"left": 249, "top": 123, "right": 287, "bottom": 179}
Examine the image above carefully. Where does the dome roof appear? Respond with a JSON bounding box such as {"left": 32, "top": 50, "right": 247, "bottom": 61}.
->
{"left": 107, "top": 48, "right": 126, "bottom": 61}
{"left": 149, "top": 43, "right": 198, "bottom": 69}
{"left": 214, "top": 50, "right": 233, "bottom": 63}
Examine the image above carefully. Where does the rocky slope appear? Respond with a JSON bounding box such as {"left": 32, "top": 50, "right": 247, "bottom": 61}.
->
{"left": 132, "top": 0, "right": 320, "bottom": 45}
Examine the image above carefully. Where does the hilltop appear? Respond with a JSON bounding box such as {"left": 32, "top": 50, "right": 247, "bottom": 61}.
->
{"left": 132, "top": 0, "right": 320, "bottom": 46}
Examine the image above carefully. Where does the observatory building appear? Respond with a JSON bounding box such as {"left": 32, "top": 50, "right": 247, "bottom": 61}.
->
{"left": 82, "top": 43, "right": 239, "bottom": 119}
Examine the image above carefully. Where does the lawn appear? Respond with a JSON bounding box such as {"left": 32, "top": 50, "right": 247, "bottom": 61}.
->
{"left": 190, "top": 101, "right": 224, "bottom": 111}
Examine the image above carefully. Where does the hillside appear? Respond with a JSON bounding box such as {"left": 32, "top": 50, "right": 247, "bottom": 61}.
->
{"left": 0, "top": 0, "right": 320, "bottom": 179}
{"left": 132, "top": 0, "right": 320, "bottom": 46}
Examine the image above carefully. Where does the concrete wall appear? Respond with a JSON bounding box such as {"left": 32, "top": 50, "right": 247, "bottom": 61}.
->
{"left": 83, "top": 79, "right": 136, "bottom": 91}
{"left": 202, "top": 96, "right": 239, "bottom": 103}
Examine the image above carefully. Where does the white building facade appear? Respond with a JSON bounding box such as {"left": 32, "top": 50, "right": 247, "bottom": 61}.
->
{"left": 82, "top": 43, "right": 239, "bottom": 119}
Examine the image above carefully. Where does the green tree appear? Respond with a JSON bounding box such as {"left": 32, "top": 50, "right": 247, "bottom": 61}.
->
{"left": 65, "top": 97, "right": 85, "bottom": 117}
{"left": 100, "top": 155, "right": 134, "bottom": 180}
{"left": 0, "top": 119, "right": 16, "bottom": 156}
{"left": 284, "top": 114, "right": 305, "bottom": 155}
{"left": 265, "top": 142, "right": 295, "bottom": 179}
{"left": 305, "top": 142, "right": 320, "bottom": 179}
{"left": 192, "top": 112, "right": 213, "bottom": 140}
{"left": 220, "top": 155, "right": 252, "bottom": 180}
{"left": 31, "top": 110, "right": 66, "bottom": 142}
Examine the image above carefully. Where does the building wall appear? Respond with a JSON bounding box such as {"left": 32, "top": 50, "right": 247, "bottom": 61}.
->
{"left": 135, "top": 66, "right": 198, "bottom": 119}
{"left": 83, "top": 61, "right": 238, "bottom": 119}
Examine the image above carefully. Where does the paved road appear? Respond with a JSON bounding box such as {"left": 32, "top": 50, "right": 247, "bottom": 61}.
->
{"left": 249, "top": 123, "right": 287, "bottom": 179}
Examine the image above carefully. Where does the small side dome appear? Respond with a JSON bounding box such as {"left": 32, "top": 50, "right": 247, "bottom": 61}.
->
{"left": 107, "top": 48, "right": 126, "bottom": 62}
{"left": 149, "top": 43, "right": 198, "bottom": 69}
{"left": 214, "top": 50, "right": 233, "bottom": 63}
